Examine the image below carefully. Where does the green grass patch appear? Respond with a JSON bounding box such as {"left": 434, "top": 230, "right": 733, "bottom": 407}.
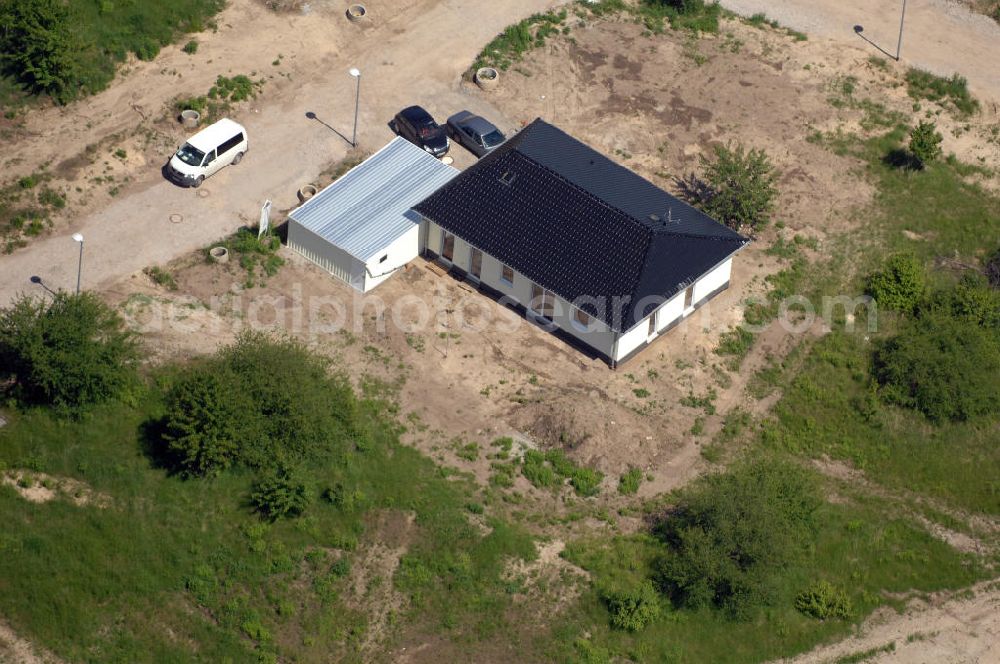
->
{"left": 905, "top": 68, "right": 979, "bottom": 117}
{"left": 761, "top": 331, "right": 1000, "bottom": 515}
{"left": 553, "top": 496, "right": 981, "bottom": 662}
{"left": 0, "top": 381, "right": 535, "bottom": 661}
{"left": 472, "top": 9, "right": 569, "bottom": 72}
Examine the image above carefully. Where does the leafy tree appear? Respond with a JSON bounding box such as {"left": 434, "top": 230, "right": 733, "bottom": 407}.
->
{"left": 875, "top": 313, "right": 1000, "bottom": 422}
{"left": 927, "top": 272, "right": 1000, "bottom": 329}
{"left": 866, "top": 253, "right": 925, "bottom": 314}
{"left": 161, "top": 369, "right": 248, "bottom": 476}
{"left": 696, "top": 142, "right": 778, "bottom": 233}
{"left": 908, "top": 121, "right": 943, "bottom": 168}
{"left": 0, "top": 0, "right": 81, "bottom": 103}
{"left": 0, "top": 292, "right": 139, "bottom": 412}
{"left": 159, "top": 332, "right": 357, "bottom": 476}
{"left": 250, "top": 465, "right": 312, "bottom": 521}
{"left": 602, "top": 581, "right": 662, "bottom": 631}
{"left": 653, "top": 459, "right": 820, "bottom": 619}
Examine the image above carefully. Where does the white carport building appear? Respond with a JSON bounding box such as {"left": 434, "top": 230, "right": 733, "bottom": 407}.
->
{"left": 287, "top": 137, "right": 459, "bottom": 292}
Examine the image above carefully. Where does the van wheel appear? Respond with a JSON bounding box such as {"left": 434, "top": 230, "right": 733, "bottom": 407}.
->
{"left": 193, "top": 176, "right": 205, "bottom": 188}
{"left": 231, "top": 152, "right": 244, "bottom": 165}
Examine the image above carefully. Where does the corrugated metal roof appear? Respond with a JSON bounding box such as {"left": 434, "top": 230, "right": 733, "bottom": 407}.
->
{"left": 289, "top": 137, "right": 459, "bottom": 261}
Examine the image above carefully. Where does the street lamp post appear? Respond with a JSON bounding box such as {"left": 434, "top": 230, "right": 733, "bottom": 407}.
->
{"left": 72, "top": 233, "right": 84, "bottom": 294}
{"left": 349, "top": 68, "right": 361, "bottom": 148}
{"left": 895, "top": 0, "right": 908, "bottom": 61}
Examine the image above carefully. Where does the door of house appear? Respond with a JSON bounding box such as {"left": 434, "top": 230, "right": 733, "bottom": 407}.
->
{"left": 469, "top": 248, "right": 483, "bottom": 281}
{"left": 684, "top": 284, "right": 695, "bottom": 310}
{"left": 648, "top": 308, "right": 658, "bottom": 337}
{"left": 530, "top": 283, "right": 554, "bottom": 322}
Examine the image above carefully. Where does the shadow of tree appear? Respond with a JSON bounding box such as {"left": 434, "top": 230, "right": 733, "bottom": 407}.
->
{"left": 883, "top": 148, "right": 923, "bottom": 171}
{"left": 673, "top": 172, "right": 713, "bottom": 207}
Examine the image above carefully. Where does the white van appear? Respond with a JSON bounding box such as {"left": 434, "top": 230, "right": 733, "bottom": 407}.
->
{"left": 167, "top": 118, "right": 248, "bottom": 188}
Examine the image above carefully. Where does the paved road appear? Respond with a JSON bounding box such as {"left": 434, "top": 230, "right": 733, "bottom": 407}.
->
{"left": 719, "top": 0, "right": 1000, "bottom": 102}
{"left": 0, "top": 0, "right": 559, "bottom": 305}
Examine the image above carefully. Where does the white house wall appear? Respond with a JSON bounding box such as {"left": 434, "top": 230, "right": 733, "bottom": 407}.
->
{"left": 423, "top": 220, "right": 617, "bottom": 359}
{"left": 694, "top": 258, "right": 732, "bottom": 303}
{"left": 361, "top": 225, "right": 420, "bottom": 292}
{"left": 288, "top": 220, "right": 365, "bottom": 290}
{"left": 421, "top": 219, "right": 735, "bottom": 366}
{"left": 613, "top": 257, "right": 734, "bottom": 362}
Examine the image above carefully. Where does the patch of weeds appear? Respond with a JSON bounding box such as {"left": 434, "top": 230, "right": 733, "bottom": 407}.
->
{"left": 834, "top": 642, "right": 896, "bottom": 664}
{"left": 689, "top": 416, "right": 705, "bottom": 436}
{"left": 632, "top": 388, "right": 650, "bottom": 398}
{"left": 680, "top": 388, "right": 717, "bottom": 415}
{"left": 175, "top": 74, "right": 263, "bottom": 123}
{"left": 905, "top": 69, "right": 978, "bottom": 117}
{"left": 522, "top": 450, "right": 558, "bottom": 489}
{"left": 405, "top": 334, "right": 425, "bottom": 353}
{"left": 489, "top": 461, "right": 517, "bottom": 488}
{"left": 618, "top": 467, "right": 643, "bottom": 495}
{"left": 210, "top": 229, "right": 284, "bottom": 288}
{"left": 143, "top": 265, "right": 178, "bottom": 291}
{"left": 472, "top": 9, "right": 569, "bottom": 72}
{"left": 183, "top": 40, "right": 199, "bottom": 55}
{"left": 868, "top": 55, "right": 890, "bottom": 71}
{"left": 714, "top": 326, "right": 754, "bottom": 371}
{"left": 453, "top": 442, "right": 479, "bottom": 462}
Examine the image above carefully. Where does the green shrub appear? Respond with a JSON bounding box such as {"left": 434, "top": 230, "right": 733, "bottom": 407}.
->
{"left": 866, "top": 253, "right": 925, "bottom": 313}
{"left": 182, "top": 40, "right": 198, "bottom": 55}
{"left": 602, "top": 581, "right": 662, "bottom": 631}
{"left": 695, "top": 142, "right": 778, "bottom": 232}
{"left": 618, "top": 467, "right": 643, "bottom": 495}
{"left": 160, "top": 332, "right": 356, "bottom": 475}
{"left": 908, "top": 121, "right": 943, "bottom": 168}
{"left": 875, "top": 313, "right": 1000, "bottom": 422}
{"left": 0, "top": 292, "right": 139, "bottom": 412}
{"left": 654, "top": 459, "right": 821, "bottom": 619}
{"left": 795, "top": 580, "right": 852, "bottom": 620}
{"left": 143, "top": 265, "right": 177, "bottom": 290}
{"left": 250, "top": 465, "right": 312, "bottom": 521}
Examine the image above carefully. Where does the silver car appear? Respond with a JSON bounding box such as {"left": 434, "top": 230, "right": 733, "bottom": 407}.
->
{"left": 446, "top": 111, "right": 507, "bottom": 158}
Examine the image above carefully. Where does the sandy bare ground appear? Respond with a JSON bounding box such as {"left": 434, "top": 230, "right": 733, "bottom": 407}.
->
{"left": 718, "top": 0, "right": 1000, "bottom": 104}
{"left": 777, "top": 579, "right": 1000, "bottom": 664}
{"left": 0, "top": 0, "right": 560, "bottom": 305}
{"left": 0, "top": 621, "right": 63, "bottom": 664}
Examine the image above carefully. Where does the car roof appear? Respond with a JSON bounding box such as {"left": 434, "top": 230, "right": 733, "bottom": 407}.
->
{"left": 400, "top": 106, "right": 435, "bottom": 124}
{"left": 186, "top": 118, "right": 246, "bottom": 152}
{"left": 449, "top": 111, "right": 498, "bottom": 135}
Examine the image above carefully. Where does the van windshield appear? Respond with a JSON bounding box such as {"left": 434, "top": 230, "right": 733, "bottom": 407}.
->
{"left": 175, "top": 143, "right": 205, "bottom": 167}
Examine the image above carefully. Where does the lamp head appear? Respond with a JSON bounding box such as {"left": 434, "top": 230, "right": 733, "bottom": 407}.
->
{"left": 72, "top": 233, "right": 84, "bottom": 243}
{"left": 349, "top": 68, "right": 361, "bottom": 78}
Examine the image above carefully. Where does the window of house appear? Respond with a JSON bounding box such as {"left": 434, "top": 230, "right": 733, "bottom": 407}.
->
{"left": 500, "top": 264, "right": 514, "bottom": 285}
{"left": 441, "top": 232, "right": 455, "bottom": 262}
{"left": 648, "top": 309, "right": 658, "bottom": 336}
{"left": 684, "top": 284, "right": 695, "bottom": 309}
{"left": 469, "top": 248, "right": 483, "bottom": 280}
{"left": 573, "top": 308, "right": 591, "bottom": 330}
{"left": 530, "top": 283, "right": 554, "bottom": 321}
{"left": 379, "top": 254, "right": 388, "bottom": 263}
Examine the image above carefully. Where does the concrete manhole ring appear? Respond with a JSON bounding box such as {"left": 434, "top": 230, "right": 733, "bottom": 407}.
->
{"left": 169, "top": 213, "right": 183, "bottom": 224}
{"left": 197, "top": 189, "right": 210, "bottom": 198}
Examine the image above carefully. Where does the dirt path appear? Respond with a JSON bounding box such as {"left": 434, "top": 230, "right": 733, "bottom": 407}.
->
{"left": 718, "top": 0, "right": 1000, "bottom": 103}
{"left": 0, "top": 0, "right": 560, "bottom": 305}
{"left": 0, "top": 620, "right": 63, "bottom": 664}
{"left": 776, "top": 579, "right": 1000, "bottom": 664}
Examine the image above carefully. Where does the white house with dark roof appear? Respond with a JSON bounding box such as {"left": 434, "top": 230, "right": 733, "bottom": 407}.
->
{"left": 413, "top": 118, "right": 749, "bottom": 366}
{"left": 287, "top": 137, "right": 459, "bottom": 292}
